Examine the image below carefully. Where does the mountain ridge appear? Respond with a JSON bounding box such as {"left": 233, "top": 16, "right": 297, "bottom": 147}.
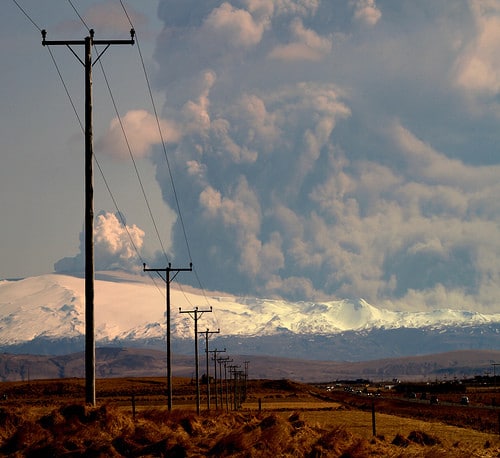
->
{"left": 0, "top": 272, "right": 498, "bottom": 361}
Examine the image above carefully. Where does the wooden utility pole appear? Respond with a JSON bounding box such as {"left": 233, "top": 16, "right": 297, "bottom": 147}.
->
{"left": 243, "top": 360, "right": 250, "bottom": 401}
{"left": 179, "top": 307, "right": 212, "bottom": 414}
{"left": 144, "top": 262, "right": 192, "bottom": 410}
{"left": 199, "top": 328, "right": 220, "bottom": 410}
{"left": 228, "top": 364, "right": 240, "bottom": 411}
{"left": 42, "top": 29, "right": 135, "bottom": 406}
{"left": 209, "top": 348, "right": 226, "bottom": 410}
{"left": 218, "top": 357, "right": 232, "bottom": 411}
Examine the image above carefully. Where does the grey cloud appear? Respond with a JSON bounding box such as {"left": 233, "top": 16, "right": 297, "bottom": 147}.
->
{"left": 149, "top": 0, "right": 500, "bottom": 311}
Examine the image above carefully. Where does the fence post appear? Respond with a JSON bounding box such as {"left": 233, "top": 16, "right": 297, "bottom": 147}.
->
{"left": 371, "top": 400, "right": 376, "bottom": 436}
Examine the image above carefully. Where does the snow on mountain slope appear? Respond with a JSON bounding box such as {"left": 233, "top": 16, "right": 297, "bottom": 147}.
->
{"left": 0, "top": 273, "right": 499, "bottom": 347}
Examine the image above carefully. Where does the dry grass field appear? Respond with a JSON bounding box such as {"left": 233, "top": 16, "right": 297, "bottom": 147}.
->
{"left": 0, "top": 377, "right": 498, "bottom": 457}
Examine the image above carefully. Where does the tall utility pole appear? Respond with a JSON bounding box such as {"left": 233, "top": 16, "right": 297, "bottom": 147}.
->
{"left": 234, "top": 370, "right": 245, "bottom": 410}
{"left": 179, "top": 307, "right": 212, "bottom": 415}
{"left": 144, "top": 262, "right": 192, "bottom": 411}
{"left": 199, "top": 328, "right": 220, "bottom": 410}
{"left": 42, "top": 29, "right": 135, "bottom": 406}
{"left": 209, "top": 348, "right": 226, "bottom": 410}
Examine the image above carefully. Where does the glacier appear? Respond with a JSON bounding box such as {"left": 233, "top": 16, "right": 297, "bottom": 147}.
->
{"left": 0, "top": 272, "right": 499, "bottom": 350}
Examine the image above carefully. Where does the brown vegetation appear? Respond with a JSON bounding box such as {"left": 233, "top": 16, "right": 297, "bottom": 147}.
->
{"left": 0, "top": 404, "right": 489, "bottom": 457}
{"left": 0, "top": 377, "right": 498, "bottom": 457}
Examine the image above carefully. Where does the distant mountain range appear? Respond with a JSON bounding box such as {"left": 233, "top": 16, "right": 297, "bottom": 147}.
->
{"left": 0, "top": 348, "right": 498, "bottom": 383}
{"left": 0, "top": 272, "right": 499, "bottom": 361}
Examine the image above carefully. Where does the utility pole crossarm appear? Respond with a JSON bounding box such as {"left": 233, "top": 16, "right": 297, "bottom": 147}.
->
{"left": 143, "top": 262, "right": 193, "bottom": 274}
{"left": 42, "top": 29, "right": 135, "bottom": 46}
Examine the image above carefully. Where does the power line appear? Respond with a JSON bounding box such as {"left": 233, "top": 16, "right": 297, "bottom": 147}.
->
{"left": 209, "top": 347, "right": 226, "bottom": 410}
{"left": 118, "top": 0, "right": 134, "bottom": 27}
{"left": 12, "top": 1, "right": 150, "bottom": 270}
{"left": 118, "top": 0, "right": 194, "bottom": 263}
{"left": 144, "top": 262, "right": 192, "bottom": 411}
{"left": 118, "top": 1, "right": 220, "bottom": 324}
{"left": 200, "top": 328, "right": 220, "bottom": 410}
{"left": 66, "top": 1, "right": 171, "bottom": 278}
{"left": 94, "top": 156, "right": 165, "bottom": 296}
{"left": 49, "top": 50, "right": 164, "bottom": 295}
{"left": 94, "top": 57, "right": 170, "bottom": 264}
{"left": 67, "top": 0, "right": 90, "bottom": 31}
{"left": 41, "top": 27, "right": 135, "bottom": 406}
{"left": 46, "top": 47, "right": 84, "bottom": 131}
{"left": 14, "top": 0, "right": 184, "bottom": 271}
{"left": 66, "top": 0, "right": 170, "bottom": 265}
{"left": 117, "top": 1, "right": 216, "bottom": 317}
{"left": 179, "top": 306, "right": 213, "bottom": 414}
{"left": 65, "top": 0, "right": 205, "bottom": 323}
{"left": 12, "top": 0, "right": 41, "bottom": 31}
{"left": 14, "top": 0, "right": 213, "bottom": 317}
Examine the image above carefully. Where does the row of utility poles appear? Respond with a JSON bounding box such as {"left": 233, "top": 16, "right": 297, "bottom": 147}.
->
{"left": 143, "top": 265, "right": 249, "bottom": 414}
{"left": 180, "top": 316, "right": 250, "bottom": 414}
{"left": 179, "top": 307, "right": 213, "bottom": 415}
{"left": 208, "top": 349, "right": 249, "bottom": 412}
{"left": 40, "top": 28, "right": 248, "bottom": 412}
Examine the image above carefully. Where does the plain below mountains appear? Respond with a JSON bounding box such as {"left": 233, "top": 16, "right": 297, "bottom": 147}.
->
{"left": 0, "top": 347, "right": 498, "bottom": 383}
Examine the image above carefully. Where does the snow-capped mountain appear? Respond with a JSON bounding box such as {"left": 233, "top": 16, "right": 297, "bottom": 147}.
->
{"left": 0, "top": 272, "right": 499, "bottom": 361}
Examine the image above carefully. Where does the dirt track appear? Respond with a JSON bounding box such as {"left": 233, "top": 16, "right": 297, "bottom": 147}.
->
{"left": 317, "top": 387, "right": 500, "bottom": 434}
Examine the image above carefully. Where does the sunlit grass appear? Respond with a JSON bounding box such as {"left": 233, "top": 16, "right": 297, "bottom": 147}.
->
{"left": 0, "top": 377, "right": 499, "bottom": 456}
{"left": 1, "top": 404, "right": 498, "bottom": 457}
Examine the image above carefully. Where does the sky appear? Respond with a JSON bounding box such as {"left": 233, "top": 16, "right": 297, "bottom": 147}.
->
{"left": 3, "top": 1, "right": 500, "bottom": 313}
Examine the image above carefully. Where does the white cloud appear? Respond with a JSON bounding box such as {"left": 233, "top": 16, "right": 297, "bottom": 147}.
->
{"left": 350, "top": 0, "right": 381, "bottom": 27}
{"left": 54, "top": 212, "right": 145, "bottom": 273}
{"left": 203, "top": 2, "right": 268, "bottom": 48}
{"left": 94, "top": 212, "right": 144, "bottom": 270}
{"left": 97, "top": 109, "right": 181, "bottom": 159}
{"left": 454, "top": 1, "right": 500, "bottom": 107}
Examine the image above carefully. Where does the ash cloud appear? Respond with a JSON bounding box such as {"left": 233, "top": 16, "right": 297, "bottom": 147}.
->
{"left": 147, "top": 0, "right": 500, "bottom": 311}
{"left": 97, "top": 109, "right": 181, "bottom": 160}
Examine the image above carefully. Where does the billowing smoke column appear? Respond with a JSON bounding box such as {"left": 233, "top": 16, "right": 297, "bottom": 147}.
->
{"left": 147, "top": 0, "right": 500, "bottom": 309}
{"left": 54, "top": 211, "right": 145, "bottom": 273}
